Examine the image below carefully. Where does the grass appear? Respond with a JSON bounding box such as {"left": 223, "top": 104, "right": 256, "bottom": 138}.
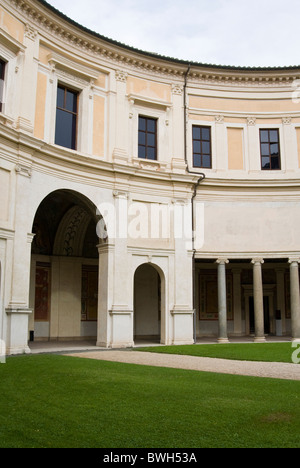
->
{"left": 136, "top": 342, "right": 299, "bottom": 363}
{"left": 0, "top": 354, "right": 299, "bottom": 448}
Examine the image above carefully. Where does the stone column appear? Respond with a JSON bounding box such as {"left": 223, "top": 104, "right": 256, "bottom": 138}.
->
{"left": 275, "top": 268, "right": 287, "bottom": 335}
{"left": 217, "top": 258, "right": 229, "bottom": 343}
{"left": 252, "top": 258, "right": 266, "bottom": 342}
{"left": 232, "top": 268, "right": 242, "bottom": 336}
{"left": 289, "top": 258, "right": 300, "bottom": 341}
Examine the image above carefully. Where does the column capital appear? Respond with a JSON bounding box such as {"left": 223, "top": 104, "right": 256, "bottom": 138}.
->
{"left": 97, "top": 241, "right": 115, "bottom": 254}
{"left": 288, "top": 257, "right": 300, "bottom": 265}
{"left": 216, "top": 258, "right": 229, "bottom": 265}
{"left": 251, "top": 257, "right": 264, "bottom": 265}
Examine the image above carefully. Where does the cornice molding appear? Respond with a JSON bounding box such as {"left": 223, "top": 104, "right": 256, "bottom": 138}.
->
{"left": 5, "top": 0, "right": 300, "bottom": 87}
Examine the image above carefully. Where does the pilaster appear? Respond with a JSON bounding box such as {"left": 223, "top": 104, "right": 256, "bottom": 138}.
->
{"left": 112, "top": 69, "right": 129, "bottom": 163}
{"left": 16, "top": 24, "right": 39, "bottom": 134}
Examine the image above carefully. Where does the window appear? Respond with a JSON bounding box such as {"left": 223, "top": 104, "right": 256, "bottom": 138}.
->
{"left": 138, "top": 116, "right": 157, "bottom": 160}
{"left": 0, "top": 59, "right": 6, "bottom": 113}
{"left": 260, "top": 129, "right": 281, "bottom": 170}
{"left": 192, "top": 125, "right": 212, "bottom": 168}
{"left": 55, "top": 85, "right": 78, "bottom": 150}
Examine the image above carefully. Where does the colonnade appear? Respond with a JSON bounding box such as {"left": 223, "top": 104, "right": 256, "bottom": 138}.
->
{"left": 216, "top": 257, "right": 300, "bottom": 343}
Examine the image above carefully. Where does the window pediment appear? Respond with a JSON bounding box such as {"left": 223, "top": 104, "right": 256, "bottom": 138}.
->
{"left": 128, "top": 93, "right": 172, "bottom": 110}
{"left": 47, "top": 51, "right": 99, "bottom": 86}
{"left": 0, "top": 27, "right": 26, "bottom": 56}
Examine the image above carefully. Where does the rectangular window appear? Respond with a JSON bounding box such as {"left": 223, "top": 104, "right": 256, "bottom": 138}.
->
{"left": 0, "top": 59, "right": 6, "bottom": 113}
{"left": 55, "top": 84, "right": 78, "bottom": 150}
{"left": 260, "top": 129, "right": 281, "bottom": 170}
{"left": 138, "top": 116, "right": 157, "bottom": 160}
{"left": 192, "top": 125, "right": 212, "bottom": 168}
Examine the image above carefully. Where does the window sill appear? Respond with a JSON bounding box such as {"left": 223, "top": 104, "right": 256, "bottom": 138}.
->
{"left": 0, "top": 111, "right": 14, "bottom": 126}
{"left": 132, "top": 157, "right": 167, "bottom": 172}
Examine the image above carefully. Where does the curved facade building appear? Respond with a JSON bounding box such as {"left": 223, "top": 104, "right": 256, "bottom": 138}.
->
{"left": 1, "top": 0, "right": 300, "bottom": 354}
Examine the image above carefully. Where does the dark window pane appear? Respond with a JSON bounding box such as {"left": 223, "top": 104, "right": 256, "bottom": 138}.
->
{"left": 193, "top": 125, "right": 212, "bottom": 169}
{"left": 193, "top": 141, "right": 201, "bottom": 154}
{"left": 138, "top": 132, "right": 146, "bottom": 145}
{"left": 66, "top": 89, "right": 77, "bottom": 113}
{"left": 270, "top": 143, "right": 279, "bottom": 156}
{"left": 0, "top": 59, "right": 5, "bottom": 110}
{"left": 201, "top": 127, "right": 210, "bottom": 141}
{"left": 269, "top": 130, "right": 279, "bottom": 143}
{"left": 55, "top": 108, "right": 76, "bottom": 150}
{"left": 138, "top": 145, "right": 146, "bottom": 159}
{"left": 0, "top": 60, "right": 4, "bottom": 80}
{"left": 193, "top": 126, "right": 201, "bottom": 140}
{"left": 202, "top": 155, "right": 211, "bottom": 168}
{"left": 55, "top": 85, "right": 78, "bottom": 150}
{"left": 260, "top": 130, "right": 269, "bottom": 143}
{"left": 138, "top": 116, "right": 157, "bottom": 160}
{"left": 57, "top": 86, "right": 65, "bottom": 108}
{"left": 147, "top": 147, "right": 156, "bottom": 160}
{"left": 147, "top": 119, "right": 156, "bottom": 133}
{"left": 271, "top": 156, "right": 280, "bottom": 169}
{"left": 193, "top": 154, "right": 202, "bottom": 167}
{"left": 261, "top": 156, "right": 270, "bottom": 169}
{"left": 139, "top": 117, "right": 146, "bottom": 131}
{"left": 260, "top": 129, "right": 281, "bottom": 170}
{"left": 202, "top": 141, "right": 211, "bottom": 154}
{"left": 261, "top": 143, "right": 270, "bottom": 156}
{"left": 147, "top": 133, "right": 156, "bottom": 147}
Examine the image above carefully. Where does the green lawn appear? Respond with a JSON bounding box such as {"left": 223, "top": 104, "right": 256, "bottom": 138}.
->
{"left": 0, "top": 354, "right": 299, "bottom": 448}
{"left": 137, "top": 342, "right": 299, "bottom": 363}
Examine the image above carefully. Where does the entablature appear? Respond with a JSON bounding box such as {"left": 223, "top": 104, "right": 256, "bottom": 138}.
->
{"left": 5, "top": 0, "right": 300, "bottom": 88}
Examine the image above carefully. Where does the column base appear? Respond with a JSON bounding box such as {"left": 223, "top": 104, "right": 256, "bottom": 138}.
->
{"left": 172, "top": 340, "right": 194, "bottom": 346}
{"left": 6, "top": 345, "right": 31, "bottom": 355}
{"left": 254, "top": 336, "right": 266, "bottom": 343}
{"left": 96, "top": 341, "right": 134, "bottom": 349}
{"left": 6, "top": 307, "right": 32, "bottom": 356}
{"left": 218, "top": 338, "right": 230, "bottom": 344}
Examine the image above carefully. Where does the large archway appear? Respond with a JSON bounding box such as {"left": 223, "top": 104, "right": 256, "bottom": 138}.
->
{"left": 29, "top": 190, "right": 100, "bottom": 342}
{"left": 134, "top": 263, "right": 163, "bottom": 345}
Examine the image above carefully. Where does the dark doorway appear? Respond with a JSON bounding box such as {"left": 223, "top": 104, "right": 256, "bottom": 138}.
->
{"left": 134, "top": 264, "right": 161, "bottom": 343}
{"left": 249, "top": 296, "right": 270, "bottom": 335}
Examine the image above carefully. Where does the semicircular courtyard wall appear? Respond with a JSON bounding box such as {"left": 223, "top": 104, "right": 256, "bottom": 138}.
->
{"left": 1, "top": 0, "right": 300, "bottom": 353}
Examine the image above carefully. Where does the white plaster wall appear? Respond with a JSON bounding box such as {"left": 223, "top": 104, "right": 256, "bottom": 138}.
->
{"left": 199, "top": 200, "right": 300, "bottom": 255}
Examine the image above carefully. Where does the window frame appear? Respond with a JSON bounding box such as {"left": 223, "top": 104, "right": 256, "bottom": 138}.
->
{"left": 55, "top": 84, "right": 79, "bottom": 151}
{"left": 259, "top": 128, "right": 281, "bottom": 171}
{"left": 0, "top": 59, "right": 6, "bottom": 113}
{"left": 138, "top": 115, "right": 158, "bottom": 161}
{"left": 192, "top": 124, "right": 212, "bottom": 169}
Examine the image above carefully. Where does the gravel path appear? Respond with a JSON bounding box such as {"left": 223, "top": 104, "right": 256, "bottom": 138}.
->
{"left": 67, "top": 350, "right": 300, "bottom": 381}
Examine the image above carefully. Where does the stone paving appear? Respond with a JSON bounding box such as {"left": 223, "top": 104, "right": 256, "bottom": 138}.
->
{"left": 67, "top": 349, "right": 300, "bottom": 381}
